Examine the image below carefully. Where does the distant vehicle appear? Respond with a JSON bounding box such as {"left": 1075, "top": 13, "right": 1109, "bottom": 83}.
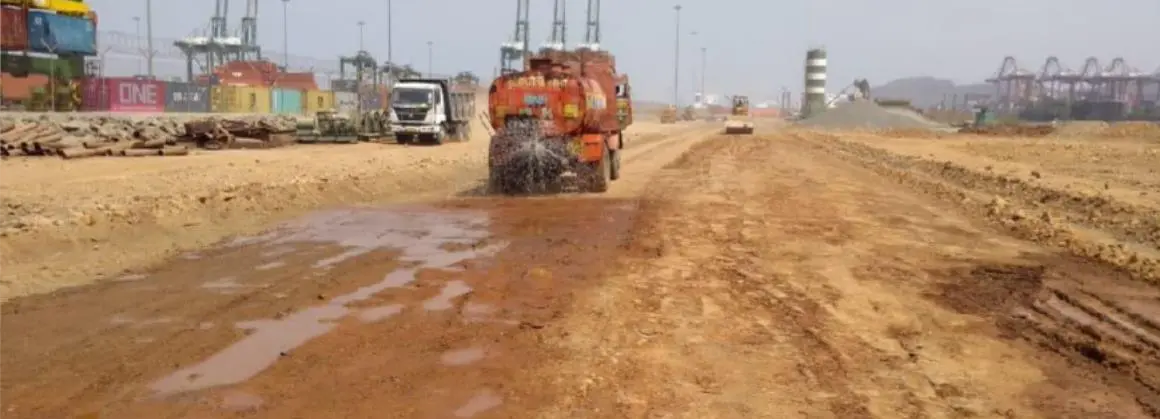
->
{"left": 724, "top": 95, "right": 755, "bottom": 135}
{"left": 386, "top": 78, "right": 475, "bottom": 145}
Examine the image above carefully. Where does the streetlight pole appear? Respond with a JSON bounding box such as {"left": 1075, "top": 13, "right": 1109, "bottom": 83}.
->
{"left": 133, "top": 16, "right": 142, "bottom": 75}
{"left": 281, "top": 0, "right": 289, "bottom": 69}
{"left": 387, "top": 0, "right": 393, "bottom": 75}
{"left": 145, "top": 0, "right": 154, "bottom": 78}
{"left": 357, "top": 21, "right": 366, "bottom": 52}
{"left": 427, "top": 41, "right": 433, "bottom": 77}
{"left": 700, "top": 47, "right": 707, "bottom": 104}
{"left": 672, "top": 5, "right": 681, "bottom": 107}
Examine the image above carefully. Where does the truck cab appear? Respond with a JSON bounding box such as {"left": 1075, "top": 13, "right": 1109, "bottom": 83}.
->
{"left": 387, "top": 78, "right": 475, "bottom": 144}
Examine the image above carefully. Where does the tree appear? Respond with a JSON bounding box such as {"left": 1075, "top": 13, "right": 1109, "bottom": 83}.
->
{"left": 454, "top": 71, "right": 479, "bottom": 86}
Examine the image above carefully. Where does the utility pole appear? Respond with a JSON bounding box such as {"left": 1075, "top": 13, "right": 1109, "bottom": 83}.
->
{"left": 281, "top": 0, "right": 289, "bottom": 69}
{"left": 145, "top": 0, "right": 154, "bottom": 78}
{"left": 672, "top": 5, "right": 681, "bottom": 107}
{"left": 427, "top": 41, "right": 434, "bottom": 77}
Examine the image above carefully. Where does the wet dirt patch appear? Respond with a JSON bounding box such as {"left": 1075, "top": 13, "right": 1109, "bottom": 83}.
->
{"left": 0, "top": 197, "right": 641, "bottom": 418}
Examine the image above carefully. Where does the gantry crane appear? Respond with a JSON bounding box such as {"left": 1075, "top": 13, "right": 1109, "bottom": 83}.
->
{"left": 499, "top": 0, "right": 530, "bottom": 75}
{"left": 580, "top": 0, "right": 600, "bottom": 50}
{"left": 541, "top": 0, "right": 566, "bottom": 51}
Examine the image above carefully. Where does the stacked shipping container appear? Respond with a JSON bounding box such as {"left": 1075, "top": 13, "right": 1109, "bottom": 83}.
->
{"left": 27, "top": 10, "right": 96, "bottom": 55}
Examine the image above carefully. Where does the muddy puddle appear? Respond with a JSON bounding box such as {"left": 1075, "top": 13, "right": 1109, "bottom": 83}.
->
{"left": 1, "top": 197, "right": 640, "bottom": 418}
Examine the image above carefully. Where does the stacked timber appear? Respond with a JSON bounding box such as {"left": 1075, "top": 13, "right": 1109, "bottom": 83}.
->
{"left": 0, "top": 115, "right": 299, "bottom": 159}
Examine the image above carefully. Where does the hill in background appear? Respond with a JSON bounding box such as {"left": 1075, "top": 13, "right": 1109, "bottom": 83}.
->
{"left": 871, "top": 77, "right": 992, "bottom": 109}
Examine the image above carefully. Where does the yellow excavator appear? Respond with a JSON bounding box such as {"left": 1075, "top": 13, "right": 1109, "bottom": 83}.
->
{"left": 723, "top": 95, "right": 755, "bottom": 135}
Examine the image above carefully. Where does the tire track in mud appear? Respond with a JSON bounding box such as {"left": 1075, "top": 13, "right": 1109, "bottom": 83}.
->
{"left": 797, "top": 130, "right": 1160, "bottom": 415}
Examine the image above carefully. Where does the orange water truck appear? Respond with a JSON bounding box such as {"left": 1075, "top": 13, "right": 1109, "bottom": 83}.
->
{"left": 486, "top": 49, "right": 633, "bottom": 194}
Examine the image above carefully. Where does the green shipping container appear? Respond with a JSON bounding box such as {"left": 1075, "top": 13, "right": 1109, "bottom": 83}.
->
{"left": 0, "top": 54, "right": 83, "bottom": 79}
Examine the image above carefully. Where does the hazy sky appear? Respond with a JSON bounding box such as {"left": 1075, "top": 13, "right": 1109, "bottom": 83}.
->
{"left": 87, "top": 0, "right": 1159, "bottom": 102}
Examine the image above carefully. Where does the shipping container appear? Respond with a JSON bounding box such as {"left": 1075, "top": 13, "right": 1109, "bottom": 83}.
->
{"left": 81, "top": 77, "right": 166, "bottom": 112}
{"left": 27, "top": 10, "right": 96, "bottom": 56}
{"left": 0, "top": 72, "right": 47, "bottom": 101}
{"left": 164, "top": 81, "right": 210, "bottom": 112}
{"left": 270, "top": 87, "right": 303, "bottom": 114}
{"left": 0, "top": 55, "right": 84, "bottom": 78}
{"left": 304, "top": 89, "right": 334, "bottom": 114}
{"left": 1, "top": 6, "right": 28, "bottom": 51}
{"left": 210, "top": 85, "right": 271, "bottom": 113}
{"left": 1, "top": 0, "right": 91, "bottom": 17}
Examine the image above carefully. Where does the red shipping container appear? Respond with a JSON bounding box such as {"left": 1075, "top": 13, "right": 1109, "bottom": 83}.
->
{"left": 82, "top": 77, "right": 167, "bottom": 112}
{"left": 1, "top": 6, "right": 29, "bottom": 51}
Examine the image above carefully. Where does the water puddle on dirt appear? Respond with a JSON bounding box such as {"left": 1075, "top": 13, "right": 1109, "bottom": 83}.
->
{"left": 441, "top": 347, "right": 486, "bottom": 366}
{"left": 149, "top": 207, "right": 507, "bottom": 396}
{"left": 254, "top": 261, "right": 286, "bottom": 271}
{"left": 454, "top": 389, "right": 503, "bottom": 418}
{"left": 357, "top": 304, "right": 405, "bottom": 323}
{"left": 424, "top": 280, "right": 474, "bottom": 311}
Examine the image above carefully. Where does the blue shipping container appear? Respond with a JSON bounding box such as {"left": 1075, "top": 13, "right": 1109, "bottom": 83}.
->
{"left": 27, "top": 11, "right": 96, "bottom": 56}
{"left": 271, "top": 88, "right": 303, "bottom": 114}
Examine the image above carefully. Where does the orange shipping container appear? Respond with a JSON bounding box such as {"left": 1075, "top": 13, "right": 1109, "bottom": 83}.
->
{"left": 1, "top": 72, "right": 48, "bottom": 101}
{"left": 1, "top": 6, "right": 29, "bottom": 51}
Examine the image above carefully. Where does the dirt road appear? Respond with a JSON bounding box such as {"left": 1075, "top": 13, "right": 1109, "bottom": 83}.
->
{"left": 0, "top": 119, "right": 699, "bottom": 300}
{"left": 3, "top": 125, "right": 1158, "bottom": 418}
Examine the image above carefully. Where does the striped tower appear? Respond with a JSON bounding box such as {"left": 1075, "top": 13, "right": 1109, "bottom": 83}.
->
{"left": 803, "top": 48, "right": 827, "bottom": 118}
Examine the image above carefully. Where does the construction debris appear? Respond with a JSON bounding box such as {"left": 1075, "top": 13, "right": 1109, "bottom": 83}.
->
{"left": 0, "top": 115, "right": 298, "bottom": 159}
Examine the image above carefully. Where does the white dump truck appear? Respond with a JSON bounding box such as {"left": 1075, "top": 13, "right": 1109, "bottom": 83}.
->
{"left": 387, "top": 78, "right": 476, "bottom": 145}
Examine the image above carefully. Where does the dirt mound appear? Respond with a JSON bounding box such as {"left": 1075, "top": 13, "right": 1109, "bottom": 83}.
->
{"left": 958, "top": 124, "right": 1055, "bottom": 137}
{"left": 1102, "top": 121, "right": 1160, "bottom": 139}
{"left": 797, "top": 100, "right": 950, "bottom": 130}
{"left": 1054, "top": 121, "right": 1160, "bottom": 140}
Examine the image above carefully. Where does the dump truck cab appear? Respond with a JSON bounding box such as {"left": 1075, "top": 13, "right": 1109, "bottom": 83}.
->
{"left": 388, "top": 78, "right": 475, "bottom": 144}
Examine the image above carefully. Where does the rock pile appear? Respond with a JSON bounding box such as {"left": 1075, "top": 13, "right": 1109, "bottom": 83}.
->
{"left": 0, "top": 115, "right": 298, "bottom": 159}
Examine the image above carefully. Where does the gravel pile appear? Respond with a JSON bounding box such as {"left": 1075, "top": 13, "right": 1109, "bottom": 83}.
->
{"left": 797, "top": 100, "right": 951, "bottom": 130}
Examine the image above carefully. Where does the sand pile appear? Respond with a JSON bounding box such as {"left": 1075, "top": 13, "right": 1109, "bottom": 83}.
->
{"left": 797, "top": 100, "right": 950, "bottom": 130}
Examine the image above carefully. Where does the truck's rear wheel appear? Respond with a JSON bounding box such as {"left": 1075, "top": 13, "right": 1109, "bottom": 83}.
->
{"left": 586, "top": 148, "right": 611, "bottom": 193}
{"left": 609, "top": 149, "right": 621, "bottom": 181}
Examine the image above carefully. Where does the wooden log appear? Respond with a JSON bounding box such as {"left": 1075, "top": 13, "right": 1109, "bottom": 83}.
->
{"left": 121, "top": 148, "right": 162, "bottom": 157}
{"left": 59, "top": 147, "right": 110, "bottom": 159}
{"left": 160, "top": 146, "right": 190, "bottom": 156}
{"left": 0, "top": 125, "right": 42, "bottom": 143}
{"left": 136, "top": 139, "right": 167, "bottom": 149}
{"left": 41, "top": 136, "right": 88, "bottom": 151}
{"left": 100, "top": 140, "right": 143, "bottom": 154}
